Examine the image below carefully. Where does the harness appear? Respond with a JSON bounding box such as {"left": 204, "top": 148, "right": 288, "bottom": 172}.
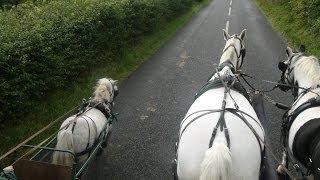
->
{"left": 279, "top": 53, "right": 320, "bottom": 177}
{"left": 173, "top": 67, "right": 265, "bottom": 179}
{"left": 63, "top": 80, "right": 118, "bottom": 157}
{"left": 195, "top": 66, "right": 250, "bottom": 101}
{"left": 282, "top": 96, "right": 320, "bottom": 139}
{"left": 279, "top": 53, "right": 320, "bottom": 145}
{"left": 63, "top": 101, "right": 114, "bottom": 157}
{"left": 278, "top": 53, "right": 305, "bottom": 95}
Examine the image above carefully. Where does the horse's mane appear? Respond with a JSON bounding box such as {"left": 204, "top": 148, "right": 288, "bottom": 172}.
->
{"left": 93, "top": 78, "right": 113, "bottom": 103}
{"left": 295, "top": 56, "right": 320, "bottom": 87}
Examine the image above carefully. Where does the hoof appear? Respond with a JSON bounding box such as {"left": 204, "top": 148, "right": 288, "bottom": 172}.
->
{"left": 276, "top": 165, "right": 286, "bottom": 175}
{"left": 171, "top": 159, "right": 178, "bottom": 180}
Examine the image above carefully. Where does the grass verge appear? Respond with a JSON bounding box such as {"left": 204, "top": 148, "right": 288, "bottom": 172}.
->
{"left": 0, "top": 0, "right": 212, "bottom": 160}
{"left": 253, "top": 0, "right": 320, "bottom": 57}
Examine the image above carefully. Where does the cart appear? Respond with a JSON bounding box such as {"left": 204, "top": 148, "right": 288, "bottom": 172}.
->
{"left": 0, "top": 113, "right": 116, "bottom": 180}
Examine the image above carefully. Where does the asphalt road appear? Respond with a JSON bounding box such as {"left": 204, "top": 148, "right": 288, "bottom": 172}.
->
{"left": 85, "top": 0, "right": 294, "bottom": 179}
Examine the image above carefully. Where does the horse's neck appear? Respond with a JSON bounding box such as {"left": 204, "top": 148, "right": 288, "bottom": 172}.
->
{"left": 220, "top": 47, "right": 237, "bottom": 67}
{"left": 291, "top": 58, "right": 320, "bottom": 110}
{"left": 208, "top": 48, "right": 237, "bottom": 81}
{"left": 294, "top": 57, "right": 320, "bottom": 94}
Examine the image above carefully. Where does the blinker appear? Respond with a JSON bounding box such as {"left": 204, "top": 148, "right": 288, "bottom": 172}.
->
{"left": 278, "top": 61, "right": 288, "bottom": 72}
{"left": 241, "top": 48, "right": 246, "bottom": 59}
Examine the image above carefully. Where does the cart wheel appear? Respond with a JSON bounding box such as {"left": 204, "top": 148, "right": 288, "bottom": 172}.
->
{"left": 96, "top": 146, "right": 103, "bottom": 157}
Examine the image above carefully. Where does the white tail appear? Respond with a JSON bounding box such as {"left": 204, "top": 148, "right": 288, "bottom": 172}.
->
{"left": 52, "top": 127, "right": 74, "bottom": 166}
{"left": 200, "top": 143, "right": 232, "bottom": 180}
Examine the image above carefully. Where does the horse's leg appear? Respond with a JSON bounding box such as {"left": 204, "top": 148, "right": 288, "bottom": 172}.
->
{"left": 277, "top": 151, "right": 288, "bottom": 175}
{"left": 101, "top": 124, "right": 112, "bottom": 148}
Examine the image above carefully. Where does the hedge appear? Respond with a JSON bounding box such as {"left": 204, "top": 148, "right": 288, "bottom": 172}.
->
{"left": 0, "top": 0, "right": 196, "bottom": 122}
{"left": 254, "top": 0, "right": 320, "bottom": 59}
{"left": 261, "top": 0, "right": 320, "bottom": 36}
{"left": 0, "top": 0, "right": 20, "bottom": 7}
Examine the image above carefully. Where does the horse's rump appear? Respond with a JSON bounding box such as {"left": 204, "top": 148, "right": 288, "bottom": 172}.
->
{"left": 178, "top": 89, "right": 263, "bottom": 179}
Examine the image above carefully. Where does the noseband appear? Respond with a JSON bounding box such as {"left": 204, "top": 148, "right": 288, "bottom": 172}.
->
{"left": 222, "top": 36, "right": 246, "bottom": 69}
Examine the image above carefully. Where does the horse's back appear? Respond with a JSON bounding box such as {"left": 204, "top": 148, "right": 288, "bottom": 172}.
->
{"left": 59, "top": 108, "right": 110, "bottom": 154}
{"left": 177, "top": 88, "right": 263, "bottom": 180}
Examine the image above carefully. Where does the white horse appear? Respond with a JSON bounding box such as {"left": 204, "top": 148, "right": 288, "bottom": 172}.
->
{"left": 176, "top": 29, "right": 265, "bottom": 180}
{"left": 52, "top": 77, "right": 118, "bottom": 166}
{"left": 277, "top": 46, "right": 320, "bottom": 179}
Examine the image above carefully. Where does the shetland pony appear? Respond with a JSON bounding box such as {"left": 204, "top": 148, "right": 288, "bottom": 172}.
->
{"left": 52, "top": 78, "right": 118, "bottom": 166}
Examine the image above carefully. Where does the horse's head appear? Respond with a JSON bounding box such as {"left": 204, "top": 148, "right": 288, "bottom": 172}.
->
{"left": 221, "top": 29, "right": 246, "bottom": 71}
{"left": 278, "top": 45, "right": 306, "bottom": 91}
{"left": 93, "top": 77, "right": 118, "bottom": 103}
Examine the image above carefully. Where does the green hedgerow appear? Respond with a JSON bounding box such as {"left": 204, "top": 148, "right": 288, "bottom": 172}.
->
{"left": 0, "top": 0, "right": 197, "bottom": 122}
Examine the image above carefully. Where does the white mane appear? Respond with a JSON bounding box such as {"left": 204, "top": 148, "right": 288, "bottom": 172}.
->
{"left": 294, "top": 56, "right": 320, "bottom": 87}
{"left": 93, "top": 78, "right": 116, "bottom": 103}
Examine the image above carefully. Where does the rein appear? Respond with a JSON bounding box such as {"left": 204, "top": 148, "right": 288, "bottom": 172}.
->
{"left": 238, "top": 70, "right": 320, "bottom": 178}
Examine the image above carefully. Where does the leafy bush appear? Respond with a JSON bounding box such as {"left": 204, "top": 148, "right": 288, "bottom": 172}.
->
{"left": 266, "top": 0, "right": 320, "bottom": 35}
{"left": 0, "top": 0, "right": 20, "bottom": 7}
{"left": 0, "top": 0, "right": 196, "bottom": 122}
{"left": 290, "top": 0, "right": 320, "bottom": 34}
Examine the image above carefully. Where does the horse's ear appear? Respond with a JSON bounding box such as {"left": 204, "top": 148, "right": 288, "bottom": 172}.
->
{"left": 239, "top": 29, "right": 246, "bottom": 40}
{"left": 223, "top": 29, "right": 230, "bottom": 40}
{"left": 286, "top": 46, "right": 293, "bottom": 57}
{"left": 299, "top": 44, "right": 306, "bottom": 53}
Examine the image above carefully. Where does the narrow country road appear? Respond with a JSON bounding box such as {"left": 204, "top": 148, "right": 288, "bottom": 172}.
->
{"left": 85, "top": 0, "right": 293, "bottom": 179}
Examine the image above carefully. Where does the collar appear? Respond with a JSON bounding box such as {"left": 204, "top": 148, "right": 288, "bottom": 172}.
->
{"left": 218, "top": 60, "right": 236, "bottom": 74}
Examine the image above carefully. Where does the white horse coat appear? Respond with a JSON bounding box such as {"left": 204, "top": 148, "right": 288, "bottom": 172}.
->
{"left": 278, "top": 47, "right": 320, "bottom": 177}
{"left": 284, "top": 54, "right": 320, "bottom": 152}
{"left": 177, "top": 30, "right": 265, "bottom": 180}
{"left": 52, "top": 78, "right": 117, "bottom": 166}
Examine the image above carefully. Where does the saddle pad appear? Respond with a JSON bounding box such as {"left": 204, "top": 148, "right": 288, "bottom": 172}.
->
{"left": 195, "top": 79, "right": 250, "bottom": 101}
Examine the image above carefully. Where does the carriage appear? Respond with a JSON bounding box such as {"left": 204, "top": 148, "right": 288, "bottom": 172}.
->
{"left": 0, "top": 112, "right": 117, "bottom": 180}
{"left": 0, "top": 78, "right": 118, "bottom": 180}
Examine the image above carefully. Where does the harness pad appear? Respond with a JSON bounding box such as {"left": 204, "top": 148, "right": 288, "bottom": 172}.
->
{"left": 195, "top": 77, "right": 250, "bottom": 101}
{"left": 293, "top": 118, "right": 320, "bottom": 166}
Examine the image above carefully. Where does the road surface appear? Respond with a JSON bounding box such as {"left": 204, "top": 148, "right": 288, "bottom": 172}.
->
{"left": 85, "top": 0, "right": 293, "bottom": 179}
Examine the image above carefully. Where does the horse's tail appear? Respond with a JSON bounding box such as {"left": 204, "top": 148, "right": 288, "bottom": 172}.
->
{"left": 52, "top": 126, "right": 74, "bottom": 166}
{"left": 200, "top": 143, "right": 232, "bottom": 180}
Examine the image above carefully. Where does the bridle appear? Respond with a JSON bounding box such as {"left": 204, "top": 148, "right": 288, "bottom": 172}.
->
{"left": 107, "top": 79, "right": 119, "bottom": 104}
{"left": 222, "top": 35, "right": 246, "bottom": 70}
{"left": 278, "top": 53, "right": 306, "bottom": 96}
